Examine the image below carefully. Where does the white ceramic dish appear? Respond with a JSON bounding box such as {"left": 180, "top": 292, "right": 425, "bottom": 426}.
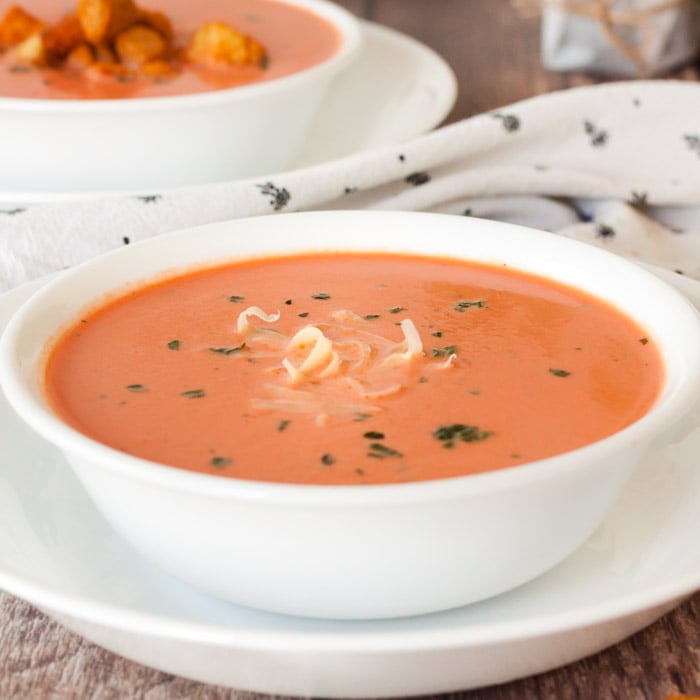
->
{"left": 0, "top": 267, "right": 699, "bottom": 696}
{"left": 2, "top": 211, "right": 700, "bottom": 622}
{"left": 0, "top": 0, "right": 363, "bottom": 193}
{"left": 0, "top": 21, "right": 457, "bottom": 206}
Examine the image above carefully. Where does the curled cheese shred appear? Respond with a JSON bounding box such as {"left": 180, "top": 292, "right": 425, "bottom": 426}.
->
{"left": 382, "top": 319, "right": 424, "bottom": 368}
{"left": 236, "top": 306, "right": 281, "bottom": 335}
{"left": 228, "top": 307, "right": 454, "bottom": 422}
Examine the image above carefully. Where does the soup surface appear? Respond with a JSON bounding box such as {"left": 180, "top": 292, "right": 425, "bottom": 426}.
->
{"left": 0, "top": 0, "right": 341, "bottom": 99}
{"left": 44, "top": 253, "right": 663, "bottom": 485}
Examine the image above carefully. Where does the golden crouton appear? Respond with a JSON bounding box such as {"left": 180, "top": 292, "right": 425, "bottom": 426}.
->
{"left": 11, "top": 31, "right": 45, "bottom": 65}
{"left": 139, "top": 9, "right": 172, "bottom": 42}
{"left": 65, "top": 42, "right": 94, "bottom": 70}
{"left": 85, "top": 58, "right": 132, "bottom": 81}
{"left": 77, "top": 0, "right": 141, "bottom": 45}
{"left": 42, "top": 13, "right": 84, "bottom": 62}
{"left": 94, "top": 41, "right": 116, "bottom": 63}
{"left": 114, "top": 24, "right": 168, "bottom": 67}
{"left": 187, "top": 21, "right": 267, "bottom": 67}
{"left": 139, "top": 58, "right": 175, "bottom": 80}
{"left": 0, "top": 6, "right": 44, "bottom": 50}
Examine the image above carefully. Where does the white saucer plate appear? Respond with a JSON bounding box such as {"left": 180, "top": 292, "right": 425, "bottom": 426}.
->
{"left": 1, "top": 267, "right": 699, "bottom": 697}
{"left": 0, "top": 21, "right": 457, "bottom": 207}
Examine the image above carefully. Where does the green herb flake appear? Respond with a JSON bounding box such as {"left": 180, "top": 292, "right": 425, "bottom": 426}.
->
{"left": 285, "top": 299, "right": 293, "bottom": 305}
{"left": 126, "top": 384, "right": 148, "bottom": 392}
{"left": 388, "top": 306, "right": 406, "bottom": 314}
{"left": 639, "top": 337, "right": 649, "bottom": 345}
{"left": 433, "top": 423, "right": 492, "bottom": 449}
{"left": 419, "top": 376, "right": 429, "bottom": 383}
{"left": 167, "top": 339, "right": 180, "bottom": 351}
{"left": 181, "top": 389, "right": 206, "bottom": 398}
{"left": 364, "top": 314, "right": 380, "bottom": 320}
{"left": 277, "top": 419, "right": 291, "bottom": 432}
{"left": 363, "top": 431, "right": 385, "bottom": 440}
{"left": 355, "top": 468, "right": 366, "bottom": 476}
{"left": 321, "top": 453, "right": 336, "bottom": 466}
{"left": 432, "top": 345, "right": 458, "bottom": 357}
{"left": 549, "top": 368, "right": 571, "bottom": 378}
{"left": 367, "top": 442, "right": 403, "bottom": 459}
{"left": 312, "top": 293, "right": 331, "bottom": 300}
{"left": 354, "top": 412, "right": 373, "bottom": 422}
{"left": 208, "top": 344, "right": 245, "bottom": 356}
{"left": 432, "top": 331, "right": 443, "bottom": 338}
{"left": 454, "top": 299, "right": 485, "bottom": 312}
{"left": 210, "top": 456, "right": 232, "bottom": 468}
{"left": 228, "top": 295, "right": 246, "bottom": 303}
{"left": 298, "top": 312, "right": 310, "bottom": 318}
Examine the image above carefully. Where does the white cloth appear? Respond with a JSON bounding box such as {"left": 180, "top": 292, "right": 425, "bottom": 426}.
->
{"left": 2, "top": 80, "right": 700, "bottom": 293}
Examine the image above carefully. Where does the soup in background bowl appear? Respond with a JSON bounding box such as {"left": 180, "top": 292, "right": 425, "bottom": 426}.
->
{"left": 2, "top": 210, "right": 700, "bottom": 620}
{"left": 0, "top": 0, "right": 363, "bottom": 191}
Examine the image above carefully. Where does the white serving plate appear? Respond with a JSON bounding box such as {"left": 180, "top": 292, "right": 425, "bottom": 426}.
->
{"left": 0, "top": 21, "right": 457, "bottom": 206}
{"left": 1, "top": 265, "right": 699, "bottom": 697}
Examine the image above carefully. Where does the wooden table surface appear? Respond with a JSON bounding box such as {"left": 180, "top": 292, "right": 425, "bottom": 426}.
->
{"left": 2, "top": 1, "right": 700, "bottom": 698}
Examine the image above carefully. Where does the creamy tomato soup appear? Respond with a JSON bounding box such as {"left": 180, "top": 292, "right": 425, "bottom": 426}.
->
{"left": 0, "top": 0, "right": 341, "bottom": 99}
{"left": 43, "top": 253, "right": 663, "bottom": 485}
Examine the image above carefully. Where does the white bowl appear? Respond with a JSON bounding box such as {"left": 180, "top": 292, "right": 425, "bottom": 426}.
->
{"left": 2, "top": 210, "right": 700, "bottom": 620}
{"left": 0, "top": 0, "right": 362, "bottom": 193}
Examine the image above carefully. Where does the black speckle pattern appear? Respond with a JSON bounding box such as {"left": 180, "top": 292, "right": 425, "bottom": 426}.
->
{"left": 584, "top": 120, "right": 608, "bottom": 147}
{"left": 596, "top": 224, "right": 615, "bottom": 239}
{"left": 257, "top": 182, "right": 290, "bottom": 210}
{"left": 492, "top": 113, "right": 521, "bottom": 132}
{"left": 405, "top": 172, "right": 430, "bottom": 186}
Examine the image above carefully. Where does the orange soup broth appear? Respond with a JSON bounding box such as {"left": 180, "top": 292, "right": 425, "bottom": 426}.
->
{"left": 44, "top": 254, "right": 664, "bottom": 485}
{"left": 0, "top": 0, "right": 341, "bottom": 99}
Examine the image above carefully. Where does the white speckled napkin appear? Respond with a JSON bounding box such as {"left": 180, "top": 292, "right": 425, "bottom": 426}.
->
{"left": 2, "top": 80, "right": 700, "bottom": 293}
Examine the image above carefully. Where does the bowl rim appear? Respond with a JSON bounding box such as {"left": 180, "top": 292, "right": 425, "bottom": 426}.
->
{"left": 3, "top": 210, "right": 700, "bottom": 507}
{"left": 0, "top": 0, "right": 363, "bottom": 113}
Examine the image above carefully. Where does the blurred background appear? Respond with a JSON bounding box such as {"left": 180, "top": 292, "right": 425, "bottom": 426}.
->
{"left": 335, "top": 0, "right": 700, "bottom": 122}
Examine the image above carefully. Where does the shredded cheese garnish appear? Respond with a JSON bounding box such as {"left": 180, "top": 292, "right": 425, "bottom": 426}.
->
{"left": 234, "top": 307, "right": 455, "bottom": 421}
{"left": 236, "top": 306, "right": 281, "bottom": 335}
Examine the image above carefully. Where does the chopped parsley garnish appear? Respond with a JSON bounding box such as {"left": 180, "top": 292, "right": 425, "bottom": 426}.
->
{"left": 321, "top": 453, "right": 336, "bottom": 466}
{"left": 432, "top": 345, "right": 458, "bottom": 357}
{"left": 167, "top": 339, "right": 180, "bottom": 351}
{"left": 312, "top": 293, "right": 331, "bottom": 300}
{"left": 209, "top": 344, "right": 245, "bottom": 356}
{"left": 433, "top": 423, "right": 491, "bottom": 448}
{"left": 388, "top": 306, "right": 407, "bottom": 314}
{"left": 639, "top": 337, "right": 649, "bottom": 345}
{"left": 549, "top": 368, "right": 571, "bottom": 377}
{"left": 298, "top": 312, "right": 309, "bottom": 318}
{"left": 432, "top": 331, "right": 443, "bottom": 338}
{"left": 181, "top": 389, "right": 206, "bottom": 398}
{"left": 126, "top": 384, "right": 148, "bottom": 392}
{"left": 284, "top": 299, "right": 293, "bottom": 305}
{"left": 364, "top": 314, "right": 380, "bottom": 320}
{"left": 363, "top": 431, "right": 385, "bottom": 440}
{"left": 277, "top": 419, "right": 291, "bottom": 432}
{"left": 367, "top": 442, "right": 403, "bottom": 459}
{"left": 454, "top": 299, "right": 485, "bottom": 312}
{"left": 228, "top": 295, "right": 246, "bottom": 303}
{"left": 355, "top": 468, "right": 366, "bottom": 476}
{"left": 354, "top": 413, "right": 373, "bottom": 422}
{"left": 419, "top": 376, "right": 429, "bottom": 383}
{"left": 210, "top": 456, "right": 232, "bottom": 468}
